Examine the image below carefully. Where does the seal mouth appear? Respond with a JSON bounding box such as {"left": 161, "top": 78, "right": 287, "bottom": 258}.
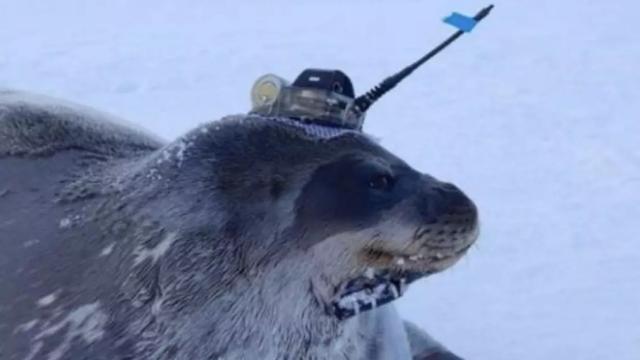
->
{"left": 330, "top": 244, "right": 472, "bottom": 320}
{"left": 331, "top": 269, "right": 417, "bottom": 320}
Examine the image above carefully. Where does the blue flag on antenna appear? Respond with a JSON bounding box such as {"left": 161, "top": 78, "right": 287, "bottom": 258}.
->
{"left": 443, "top": 12, "right": 478, "bottom": 32}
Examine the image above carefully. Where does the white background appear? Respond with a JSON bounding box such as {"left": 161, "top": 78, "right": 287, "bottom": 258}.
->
{"left": 2, "top": 0, "right": 639, "bottom": 358}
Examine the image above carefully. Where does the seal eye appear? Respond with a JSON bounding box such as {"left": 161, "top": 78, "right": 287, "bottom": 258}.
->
{"left": 368, "top": 174, "right": 393, "bottom": 191}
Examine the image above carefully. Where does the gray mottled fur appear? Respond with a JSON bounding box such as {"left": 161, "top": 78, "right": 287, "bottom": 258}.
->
{"left": 0, "top": 91, "right": 464, "bottom": 359}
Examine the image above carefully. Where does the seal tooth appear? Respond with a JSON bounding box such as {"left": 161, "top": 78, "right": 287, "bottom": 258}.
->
{"left": 399, "top": 278, "right": 407, "bottom": 296}
{"left": 390, "top": 284, "right": 399, "bottom": 299}
{"left": 365, "top": 267, "right": 375, "bottom": 279}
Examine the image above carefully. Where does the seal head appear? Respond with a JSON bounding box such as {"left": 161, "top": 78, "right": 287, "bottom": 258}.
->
{"left": 199, "top": 116, "right": 478, "bottom": 320}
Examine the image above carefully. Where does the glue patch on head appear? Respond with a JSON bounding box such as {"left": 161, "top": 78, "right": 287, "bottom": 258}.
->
{"left": 267, "top": 116, "right": 358, "bottom": 139}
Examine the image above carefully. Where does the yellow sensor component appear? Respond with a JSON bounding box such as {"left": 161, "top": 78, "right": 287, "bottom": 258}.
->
{"left": 250, "top": 74, "right": 288, "bottom": 109}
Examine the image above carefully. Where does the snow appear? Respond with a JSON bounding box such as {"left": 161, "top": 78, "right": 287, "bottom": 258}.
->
{"left": 58, "top": 218, "right": 72, "bottom": 229}
{"left": 34, "top": 302, "right": 108, "bottom": 360}
{"left": 15, "top": 319, "right": 39, "bottom": 334}
{"left": 99, "top": 243, "right": 115, "bottom": 257}
{"left": 36, "top": 293, "right": 57, "bottom": 307}
{"left": 132, "top": 232, "right": 177, "bottom": 266}
{"left": 59, "top": 215, "right": 80, "bottom": 229}
{"left": 2, "top": 0, "right": 639, "bottom": 358}
{"left": 337, "top": 282, "right": 396, "bottom": 312}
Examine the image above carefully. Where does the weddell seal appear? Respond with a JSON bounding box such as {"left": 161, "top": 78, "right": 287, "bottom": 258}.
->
{"left": 0, "top": 90, "right": 478, "bottom": 360}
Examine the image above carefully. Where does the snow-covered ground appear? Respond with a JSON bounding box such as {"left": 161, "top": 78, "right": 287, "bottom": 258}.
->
{"left": 2, "top": 0, "right": 639, "bottom": 358}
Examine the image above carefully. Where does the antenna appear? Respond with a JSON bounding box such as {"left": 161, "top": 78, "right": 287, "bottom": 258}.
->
{"left": 353, "top": 4, "right": 494, "bottom": 114}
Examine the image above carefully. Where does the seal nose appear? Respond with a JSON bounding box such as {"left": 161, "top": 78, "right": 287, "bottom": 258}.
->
{"left": 418, "top": 178, "right": 477, "bottom": 226}
{"left": 408, "top": 177, "right": 478, "bottom": 270}
{"left": 437, "top": 182, "right": 477, "bottom": 219}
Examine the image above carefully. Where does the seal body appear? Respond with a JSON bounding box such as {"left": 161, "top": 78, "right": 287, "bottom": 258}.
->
{"left": 0, "top": 91, "right": 476, "bottom": 359}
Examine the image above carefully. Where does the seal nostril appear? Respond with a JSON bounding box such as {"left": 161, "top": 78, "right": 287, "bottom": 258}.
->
{"left": 433, "top": 182, "right": 476, "bottom": 215}
{"left": 419, "top": 179, "right": 478, "bottom": 233}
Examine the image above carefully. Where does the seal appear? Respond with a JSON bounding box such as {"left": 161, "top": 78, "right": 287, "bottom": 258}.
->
{"left": 0, "top": 90, "right": 478, "bottom": 360}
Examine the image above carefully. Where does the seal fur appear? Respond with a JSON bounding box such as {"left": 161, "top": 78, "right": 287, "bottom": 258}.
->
{"left": 0, "top": 91, "right": 477, "bottom": 359}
